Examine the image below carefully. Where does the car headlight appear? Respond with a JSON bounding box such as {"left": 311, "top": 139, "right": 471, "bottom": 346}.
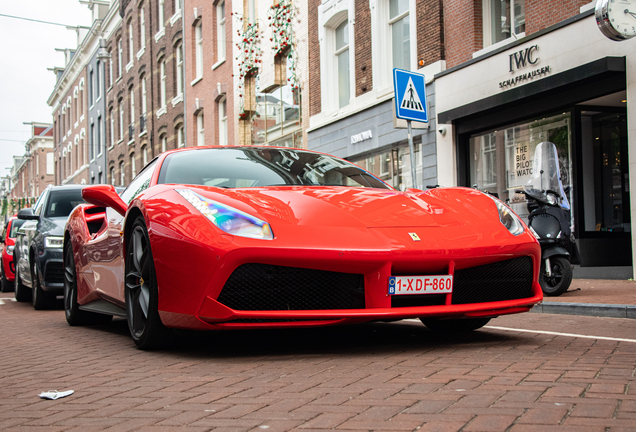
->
{"left": 486, "top": 194, "right": 525, "bottom": 236}
{"left": 44, "top": 236, "right": 64, "bottom": 249}
{"left": 6, "top": 245, "right": 14, "bottom": 256}
{"left": 176, "top": 189, "right": 274, "bottom": 240}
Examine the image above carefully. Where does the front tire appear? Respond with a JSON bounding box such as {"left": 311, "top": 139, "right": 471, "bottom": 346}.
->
{"left": 125, "top": 217, "right": 170, "bottom": 350}
{"left": 64, "top": 242, "right": 112, "bottom": 325}
{"left": 420, "top": 317, "right": 491, "bottom": 332}
{"left": 14, "top": 269, "right": 31, "bottom": 302}
{"left": 540, "top": 256, "right": 573, "bottom": 297}
{"left": 32, "top": 262, "right": 55, "bottom": 310}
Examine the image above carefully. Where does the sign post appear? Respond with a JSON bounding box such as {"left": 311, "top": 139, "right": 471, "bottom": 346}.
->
{"left": 393, "top": 69, "right": 428, "bottom": 189}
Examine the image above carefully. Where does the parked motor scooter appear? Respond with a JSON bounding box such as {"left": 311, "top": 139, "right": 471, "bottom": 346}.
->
{"left": 515, "top": 142, "right": 580, "bottom": 296}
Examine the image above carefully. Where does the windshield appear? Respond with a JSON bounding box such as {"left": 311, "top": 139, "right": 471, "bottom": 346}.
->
{"left": 523, "top": 142, "right": 569, "bottom": 209}
{"left": 158, "top": 147, "right": 390, "bottom": 189}
{"left": 9, "top": 219, "right": 25, "bottom": 238}
{"left": 45, "top": 189, "right": 87, "bottom": 218}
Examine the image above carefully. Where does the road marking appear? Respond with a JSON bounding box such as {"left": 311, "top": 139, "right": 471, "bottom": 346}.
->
{"left": 485, "top": 326, "right": 636, "bottom": 344}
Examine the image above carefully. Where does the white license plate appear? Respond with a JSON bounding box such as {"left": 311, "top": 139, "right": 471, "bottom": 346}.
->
{"left": 388, "top": 275, "right": 453, "bottom": 295}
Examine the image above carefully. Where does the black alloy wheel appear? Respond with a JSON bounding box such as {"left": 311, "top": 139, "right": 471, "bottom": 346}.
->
{"left": 125, "top": 217, "right": 170, "bottom": 350}
{"left": 64, "top": 242, "right": 112, "bottom": 325}
{"left": 31, "top": 262, "right": 54, "bottom": 310}
{"left": 14, "top": 269, "right": 31, "bottom": 302}
{"left": 540, "top": 256, "right": 573, "bottom": 297}
{"left": 420, "top": 317, "right": 491, "bottom": 332}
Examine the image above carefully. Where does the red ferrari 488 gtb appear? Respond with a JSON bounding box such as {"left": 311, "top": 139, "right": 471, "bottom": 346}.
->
{"left": 64, "top": 146, "right": 542, "bottom": 349}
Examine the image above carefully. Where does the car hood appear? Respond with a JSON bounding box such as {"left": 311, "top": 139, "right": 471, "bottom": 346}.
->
{"left": 177, "top": 186, "right": 498, "bottom": 229}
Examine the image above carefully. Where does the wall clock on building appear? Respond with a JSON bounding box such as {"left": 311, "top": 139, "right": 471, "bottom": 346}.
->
{"left": 596, "top": 0, "right": 636, "bottom": 41}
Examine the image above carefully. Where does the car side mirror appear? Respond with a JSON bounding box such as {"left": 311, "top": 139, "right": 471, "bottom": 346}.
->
{"left": 82, "top": 184, "right": 128, "bottom": 216}
{"left": 17, "top": 208, "right": 38, "bottom": 220}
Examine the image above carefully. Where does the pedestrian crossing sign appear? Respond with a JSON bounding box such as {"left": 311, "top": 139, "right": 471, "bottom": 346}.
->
{"left": 393, "top": 68, "right": 428, "bottom": 123}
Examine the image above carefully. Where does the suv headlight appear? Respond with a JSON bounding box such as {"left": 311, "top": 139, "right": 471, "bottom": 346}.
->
{"left": 44, "top": 236, "right": 64, "bottom": 249}
{"left": 486, "top": 194, "right": 525, "bottom": 236}
{"left": 176, "top": 189, "right": 274, "bottom": 240}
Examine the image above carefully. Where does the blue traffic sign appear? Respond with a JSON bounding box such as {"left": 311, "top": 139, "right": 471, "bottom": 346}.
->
{"left": 393, "top": 69, "right": 428, "bottom": 123}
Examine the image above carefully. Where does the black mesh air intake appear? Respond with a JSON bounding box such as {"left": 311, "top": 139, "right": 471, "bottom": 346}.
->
{"left": 452, "top": 256, "right": 534, "bottom": 304}
{"left": 218, "top": 264, "right": 365, "bottom": 311}
{"left": 44, "top": 261, "right": 64, "bottom": 284}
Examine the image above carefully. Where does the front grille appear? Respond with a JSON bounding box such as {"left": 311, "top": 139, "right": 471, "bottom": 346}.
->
{"left": 451, "top": 256, "right": 534, "bottom": 304}
{"left": 218, "top": 264, "right": 365, "bottom": 311}
{"left": 44, "top": 261, "right": 64, "bottom": 284}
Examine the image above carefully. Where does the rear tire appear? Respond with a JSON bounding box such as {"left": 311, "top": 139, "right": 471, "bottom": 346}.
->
{"left": 64, "top": 242, "right": 112, "bottom": 326}
{"left": 420, "top": 317, "right": 491, "bottom": 333}
{"left": 125, "top": 217, "right": 170, "bottom": 350}
{"left": 32, "top": 263, "right": 55, "bottom": 310}
{"left": 14, "top": 269, "right": 31, "bottom": 302}
{"left": 540, "top": 256, "right": 572, "bottom": 297}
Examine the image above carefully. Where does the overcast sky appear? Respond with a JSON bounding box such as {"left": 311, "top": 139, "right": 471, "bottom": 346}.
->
{"left": 0, "top": 0, "right": 92, "bottom": 176}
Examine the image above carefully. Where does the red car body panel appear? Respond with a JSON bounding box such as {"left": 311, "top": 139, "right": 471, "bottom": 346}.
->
{"left": 65, "top": 146, "right": 543, "bottom": 332}
{"left": 1, "top": 217, "right": 20, "bottom": 282}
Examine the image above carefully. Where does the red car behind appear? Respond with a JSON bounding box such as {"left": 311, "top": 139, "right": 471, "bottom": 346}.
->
{"left": 1, "top": 217, "right": 25, "bottom": 292}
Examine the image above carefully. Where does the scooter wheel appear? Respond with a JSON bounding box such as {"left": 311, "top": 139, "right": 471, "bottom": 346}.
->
{"left": 540, "top": 256, "right": 573, "bottom": 296}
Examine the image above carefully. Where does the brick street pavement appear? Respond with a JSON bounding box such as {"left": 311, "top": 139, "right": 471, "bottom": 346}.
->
{"left": 1, "top": 293, "right": 635, "bottom": 432}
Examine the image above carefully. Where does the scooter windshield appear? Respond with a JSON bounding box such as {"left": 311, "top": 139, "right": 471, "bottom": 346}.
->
{"left": 523, "top": 142, "right": 570, "bottom": 210}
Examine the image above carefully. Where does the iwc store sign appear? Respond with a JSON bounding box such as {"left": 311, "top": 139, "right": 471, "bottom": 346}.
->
{"left": 499, "top": 45, "right": 552, "bottom": 89}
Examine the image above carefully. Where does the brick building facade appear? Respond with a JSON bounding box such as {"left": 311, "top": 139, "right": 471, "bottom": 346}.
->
{"left": 9, "top": 123, "right": 54, "bottom": 200}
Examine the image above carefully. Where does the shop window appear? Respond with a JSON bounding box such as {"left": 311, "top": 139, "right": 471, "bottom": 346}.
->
{"left": 469, "top": 112, "right": 571, "bottom": 219}
{"left": 483, "top": 0, "right": 525, "bottom": 47}
{"left": 350, "top": 144, "right": 422, "bottom": 190}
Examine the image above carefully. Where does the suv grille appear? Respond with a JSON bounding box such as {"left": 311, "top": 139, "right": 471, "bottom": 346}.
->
{"left": 452, "top": 256, "right": 534, "bottom": 304}
{"left": 217, "top": 264, "right": 365, "bottom": 311}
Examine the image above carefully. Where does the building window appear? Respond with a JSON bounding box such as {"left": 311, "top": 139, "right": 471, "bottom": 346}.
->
{"left": 96, "top": 61, "right": 101, "bottom": 99}
{"left": 128, "top": 21, "right": 134, "bottom": 64}
{"left": 110, "top": 166, "right": 115, "bottom": 185}
{"left": 89, "top": 69, "right": 94, "bottom": 106}
{"left": 120, "top": 161, "right": 125, "bottom": 186}
{"left": 217, "top": 1, "right": 225, "bottom": 62}
{"left": 129, "top": 86, "right": 135, "bottom": 134}
{"left": 90, "top": 122, "right": 95, "bottom": 161}
{"left": 196, "top": 111, "right": 204, "bottom": 146}
{"left": 140, "top": 7, "right": 146, "bottom": 50}
{"left": 175, "top": 42, "right": 183, "bottom": 96}
{"left": 160, "top": 60, "right": 167, "bottom": 108}
{"left": 131, "top": 153, "right": 136, "bottom": 178}
{"left": 141, "top": 75, "right": 147, "bottom": 131}
{"left": 142, "top": 145, "right": 148, "bottom": 165}
{"left": 177, "top": 125, "right": 185, "bottom": 147}
{"left": 219, "top": 97, "right": 227, "bottom": 146}
{"left": 389, "top": 0, "right": 410, "bottom": 70}
{"left": 158, "top": 0, "right": 165, "bottom": 32}
{"left": 109, "top": 108, "right": 115, "bottom": 147}
{"left": 483, "top": 0, "right": 525, "bottom": 47}
{"left": 117, "top": 37, "right": 123, "bottom": 77}
{"left": 335, "top": 20, "right": 350, "bottom": 109}
{"left": 97, "top": 115, "right": 102, "bottom": 156}
{"left": 119, "top": 99, "right": 124, "bottom": 140}
{"left": 161, "top": 134, "right": 167, "bottom": 152}
{"left": 195, "top": 21, "right": 203, "bottom": 79}
{"left": 109, "top": 54, "right": 113, "bottom": 87}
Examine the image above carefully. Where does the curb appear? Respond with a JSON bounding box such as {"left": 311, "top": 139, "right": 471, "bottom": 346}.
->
{"left": 531, "top": 302, "right": 636, "bottom": 319}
